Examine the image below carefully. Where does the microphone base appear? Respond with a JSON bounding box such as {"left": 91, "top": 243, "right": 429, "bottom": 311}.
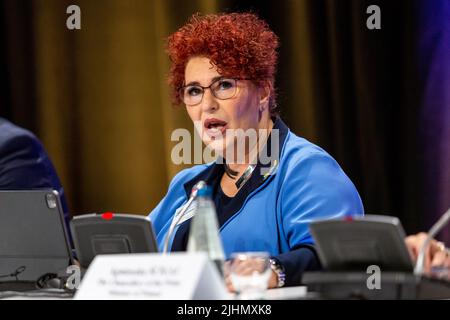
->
{"left": 302, "top": 271, "right": 450, "bottom": 299}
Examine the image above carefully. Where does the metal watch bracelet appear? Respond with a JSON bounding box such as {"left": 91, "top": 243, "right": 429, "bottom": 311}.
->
{"left": 269, "top": 258, "right": 286, "bottom": 288}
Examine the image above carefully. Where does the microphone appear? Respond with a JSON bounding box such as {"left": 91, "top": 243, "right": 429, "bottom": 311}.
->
{"left": 414, "top": 207, "right": 450, "bottom": 275}
{"left": 162, "top": 180, "right": 207, "bottom": 253}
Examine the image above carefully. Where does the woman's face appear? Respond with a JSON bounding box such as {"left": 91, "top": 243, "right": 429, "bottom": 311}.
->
{"left": 184, "top": 56, "right": 267, "bottom": 158}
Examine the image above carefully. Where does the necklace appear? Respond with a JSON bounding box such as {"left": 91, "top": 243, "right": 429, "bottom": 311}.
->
{"left": 223, "top": 123, "right": 271, "bottom": 189}
{"left": 225, "top": 163, "right": 256, "bottom": 189}
{"left": 224, "top": 164, "right": 239, "bottom": 179}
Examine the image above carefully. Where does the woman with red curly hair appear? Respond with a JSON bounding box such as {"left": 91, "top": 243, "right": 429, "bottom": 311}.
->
{"left": 149, "top": 13, "right": 364, "bottom": 290}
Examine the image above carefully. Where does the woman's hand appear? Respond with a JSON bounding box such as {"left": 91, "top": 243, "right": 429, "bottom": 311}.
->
{"left": 223, "top": 260, "right": 279, "bottom": 293}
{"left": 405, "top": 232, "right": 450, "bottom": 274}
{"left": 223, "top": 260, "right": 235, "bottom": 292}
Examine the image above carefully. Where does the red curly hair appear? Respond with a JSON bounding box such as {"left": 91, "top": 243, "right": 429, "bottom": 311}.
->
{"left": 167, "top": 12, "right": 280, "bottom": 115}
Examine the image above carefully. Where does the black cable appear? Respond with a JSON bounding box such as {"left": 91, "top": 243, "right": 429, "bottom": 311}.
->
{"left": 0, "top": 266, "right": 76, "bottom": 296}
{"left": 0, "top": 266, "right": 26, "bottom": 282}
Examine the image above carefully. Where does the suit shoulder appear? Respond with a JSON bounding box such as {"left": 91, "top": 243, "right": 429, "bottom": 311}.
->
{"left": 0, "top": 120, "right": 42, "bottom": 156}
{"left": 168, "top": 163, "right": 212, "bottom": 188}
{"left": 281, "top": 132, "right": 338, "bottom": 170}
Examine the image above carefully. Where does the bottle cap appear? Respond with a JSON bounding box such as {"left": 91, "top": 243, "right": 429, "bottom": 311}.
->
{"left": 196, "top": 185, "right": 212, "bottom": 197}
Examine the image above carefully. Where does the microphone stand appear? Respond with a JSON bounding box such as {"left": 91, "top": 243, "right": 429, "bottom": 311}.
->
{"left": 162, "top": 181, "right": 206, "bottom": 254}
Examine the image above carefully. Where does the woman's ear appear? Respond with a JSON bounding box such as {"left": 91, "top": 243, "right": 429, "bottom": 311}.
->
{"left": 258, "top": 81, "right": 272, "bottom": 111}
{"left": 257, "top": 81, "right": 272, "bottom": 122}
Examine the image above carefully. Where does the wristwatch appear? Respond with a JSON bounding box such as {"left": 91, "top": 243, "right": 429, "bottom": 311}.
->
{"left": 269, "top": 258, "right": 286, "bottom": 288}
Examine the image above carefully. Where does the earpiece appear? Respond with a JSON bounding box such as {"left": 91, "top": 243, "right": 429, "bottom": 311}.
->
{"left": 36, "top": 273, "right": 63, "bottom": 289}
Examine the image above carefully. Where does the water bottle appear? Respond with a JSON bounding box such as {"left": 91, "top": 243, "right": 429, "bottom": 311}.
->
{"left": 187, "top": 185, "right": 225, "bottom": 275}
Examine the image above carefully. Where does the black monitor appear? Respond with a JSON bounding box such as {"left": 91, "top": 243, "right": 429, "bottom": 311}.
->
{"left": 70, "top": 213, "right": 158, "bottom": 268}
{"left": 309, "top": 215, "right": 414, "bottom": 272}
{"left": 0, "top": 190, "right": 73, "bottom": 282}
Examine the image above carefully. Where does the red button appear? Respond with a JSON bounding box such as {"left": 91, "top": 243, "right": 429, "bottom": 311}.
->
{"left": 102, "top": 212, "right": 114, "bottom": 220}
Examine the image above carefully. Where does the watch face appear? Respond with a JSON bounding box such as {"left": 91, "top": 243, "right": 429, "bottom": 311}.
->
{"left": 270, "top": 258, "right": 283, "bottom": 271}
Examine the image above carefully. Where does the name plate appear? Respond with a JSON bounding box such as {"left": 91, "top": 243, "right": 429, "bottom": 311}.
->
{"left": 74, "top": 252, "right": 229, "bottom": 300}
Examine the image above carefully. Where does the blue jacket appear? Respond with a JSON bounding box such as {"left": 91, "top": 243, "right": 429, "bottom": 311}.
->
{"left": 0, "top": 118, "right": 70, "bottom": 232}
{"left": 149, "top": 118, "right": 364, "bottom": 285}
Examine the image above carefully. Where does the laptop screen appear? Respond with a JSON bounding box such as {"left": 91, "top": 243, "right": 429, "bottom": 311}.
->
{"left": 0, "top": 190, "right": 73, "bottom": 282}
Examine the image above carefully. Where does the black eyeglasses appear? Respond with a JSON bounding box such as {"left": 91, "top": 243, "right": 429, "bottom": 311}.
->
{"left": 179, "top": 77, "right": 250, "bottom": 106}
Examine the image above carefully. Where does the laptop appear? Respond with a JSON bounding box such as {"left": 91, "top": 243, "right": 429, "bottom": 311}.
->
{"left": 0, "top": 190, "right": 73, "bottom": 289}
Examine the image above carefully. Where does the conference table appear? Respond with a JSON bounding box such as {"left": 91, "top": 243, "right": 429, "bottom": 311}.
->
{"left": 1, "top": 273, "right": 450, "bottom": 300}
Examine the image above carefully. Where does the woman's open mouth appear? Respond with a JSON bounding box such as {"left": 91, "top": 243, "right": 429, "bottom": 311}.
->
{"left": 203, "top": 118, "right": 228, "bottom": 138}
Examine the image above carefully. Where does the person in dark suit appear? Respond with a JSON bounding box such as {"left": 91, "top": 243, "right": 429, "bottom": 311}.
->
{"left": 0, "top": 117, "right": 70, "bottom": 229}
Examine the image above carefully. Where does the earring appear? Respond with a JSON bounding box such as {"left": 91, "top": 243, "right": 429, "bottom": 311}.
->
{"left": 258, "top": 104, "right": 264, "bottom": 122}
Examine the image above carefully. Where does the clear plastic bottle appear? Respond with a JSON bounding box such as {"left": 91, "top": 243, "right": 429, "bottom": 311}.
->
{"left": 187, "top": 185, "right": 225, "bottom": 275}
